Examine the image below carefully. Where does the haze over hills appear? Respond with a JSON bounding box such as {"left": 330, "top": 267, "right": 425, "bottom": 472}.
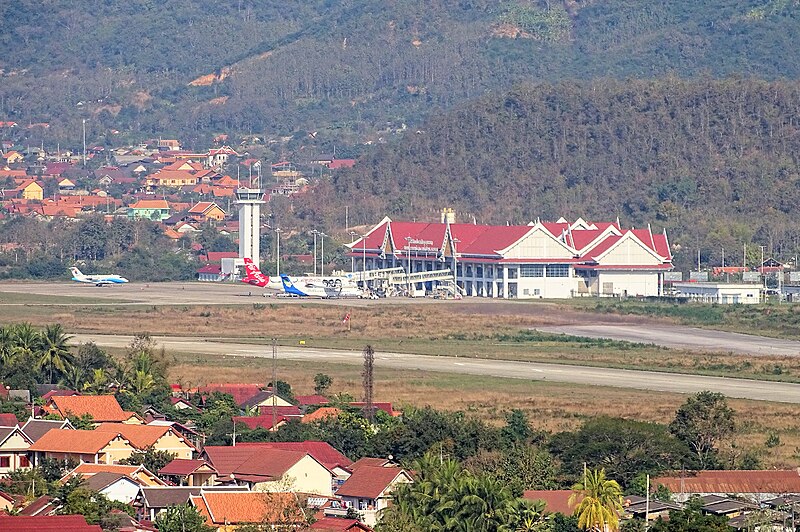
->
{"left": 1, "top": 0, "right": 798, "bottom": 144}
{"left": 2, "top": 0, "right": 800, "bottom": 268}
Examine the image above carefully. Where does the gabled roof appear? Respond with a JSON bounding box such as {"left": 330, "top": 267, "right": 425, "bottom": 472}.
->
{"left": 28, "top": 429, "right": 128, "bottom": 454}
{"left": 159, "top": 458, "right": 216, "bottom": 476}
{"left": 82, "top": 472, "right": 137, "bottom": 492}
{"left": 194, "top": 491, "right": 305, "bottom": 525}
{"left": 235, "top": 441, "right": 352, "bottom": 470}
{"left": 232, "top": 414, "right": 290, "bottom": 431}
{"left": 336, "top": 466, "right": 411, "bottom": 499}
{"left": 62, "top": 463, "right": 166, "bottom": 486}
{"left": 197, "top": 383, "right": 264, "bottom": 406}
{"left": 48, "top": 394, "right": 134, "bottom": 422}
{"left": 203, "top": 446, "right": 319, "bottom": 481}
{"left": 16, "top": 495, "right": 58, "bottom": 516}
{"left": 349, "top": 457, "right": 394, "bottom": 471}
{"left": 295, "top": 395, "right": 330, "bottom": 406}
{"left": 20, "top": 418, "right": 74, "bottom": 442}
{"left": 301, "top": 407, "right": 341, "bottom": 424}
{"left": 0, "top": 425, "right": 32, "bottom": 448}
{"left": 94, "top": 423, "right": 182, "bottom": 450}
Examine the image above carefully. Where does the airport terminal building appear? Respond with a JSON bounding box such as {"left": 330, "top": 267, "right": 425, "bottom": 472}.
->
{"left": 348, "top": 216, "right": 673, "bottom": 299}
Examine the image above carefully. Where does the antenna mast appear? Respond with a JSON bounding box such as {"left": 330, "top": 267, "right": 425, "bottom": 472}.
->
{"left": 272, "top": 337, "right": 277, "bottom": 431}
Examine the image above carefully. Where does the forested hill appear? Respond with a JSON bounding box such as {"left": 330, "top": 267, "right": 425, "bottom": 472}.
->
{"left": 300, "top": 78, "right": 800, "bottom": 269}
{"left": 1, "top": 0, "right": 799, "bottom": 145}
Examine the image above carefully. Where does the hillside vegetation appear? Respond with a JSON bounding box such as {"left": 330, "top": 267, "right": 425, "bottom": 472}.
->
{"left": 299, "top": 77, "right": 800, "bottom": 270}
{"left": 1, "top": 0, "right": 799, "bottom": 145}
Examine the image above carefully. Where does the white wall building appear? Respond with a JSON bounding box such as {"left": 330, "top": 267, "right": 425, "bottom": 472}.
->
{"left": 673, "top": 282, "right": 761, "bottom": 304}
{"left": 236, "top": 188, "right": 265, "bottom": 267}
{"left": 349, "top": 216, "right": 673, "bottom": 299}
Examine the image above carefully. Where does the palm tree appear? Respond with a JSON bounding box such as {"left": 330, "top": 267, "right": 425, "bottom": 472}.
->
{"left": 128, "top": 369, "right": 155, "bottom": 396}
{"left": 570, "top": 468, "right": 624, "bottom": 532}
{"left": 0, "top": 326, "right": 13, "bottom": 366}
{"left": 38, "top": 324, "right": 75, "bottom": 384}
{"left": 11, "top": 322, "right": 40, "bottom": 359}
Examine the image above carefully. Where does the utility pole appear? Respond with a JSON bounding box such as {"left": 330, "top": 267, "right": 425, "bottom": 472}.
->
{"left": 82, "top": 119, "right": 87, "bottom": 166}
{"left": 349, "top": 231, "right": 358, "bottom": 274}
{"left": 275, "top": 228, "right": 282, "bottom": 276}
{"left": 362, "top": 345, "right": 375, "bottom": 424}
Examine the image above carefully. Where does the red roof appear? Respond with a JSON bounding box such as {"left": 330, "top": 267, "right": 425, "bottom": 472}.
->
{"left": 194, "top": 491, "right": 304, "bottom": 525}
{"left": 0, "top": 515, "right": 102, "bottom": 532}
{"left": 295, "top": 395, "right": 330, "bottom": 406}
{"left": 203, "top": 445, "right": 323, "bottom": 481}
{"left": 655, "top": 470, "right": 800, "bottom": 494}
{"left": 232, "top": 414, "right": 290, "bottom": 431}
{"left": 198, "top": 383, "right": 264, "bottom": 405}
{"left": 0, "top": 413, "right": 18, "bottom": 427}
{"left": 236, "top": 441, "right": 353, "bottom": 470}
{"left": 200, "top": 251, "right": 238, "bottom": 263}
{"left": 28, "top": 429, "right": 128, "bottom": 455}
{"left": 523, "top": 490, "right": 580, "bottom": 514}
{"left": 327, "top": 159, "right": 356, "bottom": 170}
{"left": 159, "top": 459, "right": 216, "bottom": 476}
{"left": 336, "top": 466, "right": 410, "bottom": 499}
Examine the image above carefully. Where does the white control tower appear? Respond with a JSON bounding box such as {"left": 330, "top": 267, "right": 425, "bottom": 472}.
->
{"left": 236, "top": 187, "right": 265, "bottom": 267}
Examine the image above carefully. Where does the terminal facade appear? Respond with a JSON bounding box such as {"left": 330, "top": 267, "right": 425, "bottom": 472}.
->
{"left": 349, "top": 215, "right": 673, "bottom": 299}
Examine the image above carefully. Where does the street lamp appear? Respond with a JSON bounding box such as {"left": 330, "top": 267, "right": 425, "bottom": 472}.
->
{"left": 319, "top": 232, "right": 327, "bottom": 276}
{"left": 452, "top": 237, "right": 461, "bottom": 291}
{"left": 311, "top": 229, "right": 319, "bottom": 276}
{"left": 275, "top": 227, "right": 282, "bottom": 277}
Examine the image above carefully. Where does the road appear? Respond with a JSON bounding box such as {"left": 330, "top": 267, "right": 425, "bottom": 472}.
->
{"left": 73, "top": 333, "right": 800, "bottom": 404}
{"left": 536, "top": 324, "right": 800, "bottom": 357}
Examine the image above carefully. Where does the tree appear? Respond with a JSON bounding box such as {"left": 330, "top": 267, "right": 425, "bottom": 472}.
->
{"left": 313, "top": 373, "right": 332, "bottom": 395}
{"left": 120, "top": 446, "right": 176, "bottom": 473}
{"left": 38, "top": 323, "right": 74, "bottom": 383}
{"left": 569, "top": 468, "right": 624, "bottom": 532}
{"left": 154, "top": 504, "right": 214, "bottom": 532}
{"left": 501, "top": 409, "right": 532, "bottom": 445}
{"left": 669, "top": 391, "right": 735, "bottom": 469}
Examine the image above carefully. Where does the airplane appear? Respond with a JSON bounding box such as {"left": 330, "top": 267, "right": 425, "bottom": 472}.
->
{"left": 279, "top": 273, "right": 364, "bottom": 299}
{"left": 240, "top": 258, "right": 283, "bottom": 292}
{"left": 70, "top": 267, "right": 129, "bottom": 286}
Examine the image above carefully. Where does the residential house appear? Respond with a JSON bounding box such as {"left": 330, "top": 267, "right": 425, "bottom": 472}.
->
{"left": 20, "top": 418, "right": 74, "bottom": 442}
{"left": 0, "top": 515, "right": 102, "bottom": 532}
{"left": 522, "top": 490, "right": 579, "bottom": 515}
{"left": 45, "top": 395, "right": 141, "bottom": 425}
{"left": 28, "top": 429, "right": 136, "bottom": 464}
{"left": 621, "top": 494, "right": 681, "bottom": 521}
{"left": 207, "top": 146, "right": 239, "bottom": 168}
{"left": 2, "top": 151, "right": 23, "bottom": 164}
{"left": 0, "top": 490, "right": 16, "bottom": 513}
{"left": 232, "top": 414, "right": 290, "bottom": 432}
{"left": 190, "top": 490, "right": 306, "bottom": 531}
{"left": 326, "top": 466, "right": 413, "bottom": 527}
{"left": 158, "top": 139, "right": 181, "bottom": 151}
{"left": 16, "top": 495, "right": 59, "bottom": 517}
{"left": 94, "top": 422, "right": 195, "bottom": 459}
{"left": 0, "top": 426, "right": 33, "bottom": 473}
{"left": 197, "top": 384, "right": 293, "bottom": 409}
{"left": 14, "top": 179, "right": 43, "bottom": 200}
{"left": 159, "top": 458, "right": 217, "bottom": 487}
{"left": 655, "top": 470, "right": 800, "bottom": 503}
{"left": 302, "top": 407, "right": 341, "bottom": 424}
{"left": 137, "top": 485, "right": 249, "bottom": 522}
{"left": 127, "top": 199, "right": 170, "bottom": 221}
{"left": 81, "top": 472, "right": 143, "bottom": 504}
{"left": 58, "top": 178, "right": 76, "bottom": 193}
{"left": 63, "top": 463, "right": 166, "bottom": 488}
{"left": 146, "top": 419, "right": 202, "bottom": 449}
{"left": 188, "top": 201, "right": 225, "bottom": 222}
{"left": 146, "top": 169, "right": 198, "bottom": 188}
{"left": 202, "top": 445, "right": 334, "bottom": 496}
{"left": 236, "top": 441, "right": 353, "bottom": 488}
{"left": 296, "top": 395, "right": 330, "bottom": 409}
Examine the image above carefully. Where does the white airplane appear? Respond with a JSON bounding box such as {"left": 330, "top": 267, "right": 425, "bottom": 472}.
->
{"left": 279, "top": 273, "right": 364, "bottom": 299}
{"left": 70, "top": 267, "right": 129, "bottom": 286}
{"left": 240, "top": 258, "right": 284, "bottom": 292}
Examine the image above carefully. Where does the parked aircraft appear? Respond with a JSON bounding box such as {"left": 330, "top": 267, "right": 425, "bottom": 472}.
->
{"left": 279, "top": 273, "right": 364, "bottom": 298}
{"left": 240, "top": 258, "right": 283, "bottom": 292}
{"left": 70, "top": 267, "right": 129, "bottom": 286}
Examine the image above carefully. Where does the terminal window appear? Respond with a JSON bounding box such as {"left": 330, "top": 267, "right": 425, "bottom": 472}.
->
{"left": 546, "top": 264, "right": 570, "bottom": 277}
{"left": 520, "top": 265, "right": 544, "bottom": 277}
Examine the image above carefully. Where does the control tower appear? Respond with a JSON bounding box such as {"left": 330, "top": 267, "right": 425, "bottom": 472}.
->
{"left": 236, "top": 187, "right": 265, "bottom": 267}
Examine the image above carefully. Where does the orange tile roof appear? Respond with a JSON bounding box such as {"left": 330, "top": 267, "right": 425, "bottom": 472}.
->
{"left": 49, "top": 395, "right": 133, "bottom": 422}
{"left": 302, "top": 407, "right": 341, "bottom": 424}
{"left": 199, "top": 491, "right": 305, "bottom": 525}
{"left": 129, "top": 199, "right": 169, "bottom": 210}
{"left": 28, "top": 429, "right": 127, "bottom": 454}
{"left": 523, "top": 490, "right": 580, "bottom": 515}
{"left": 94, "top": 423, "right": 171, "bottom": 449}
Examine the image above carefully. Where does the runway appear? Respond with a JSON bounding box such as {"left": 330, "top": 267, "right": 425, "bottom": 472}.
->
{"left": 536, "top": 324, "right": 800, "bottom": 357}
{"left": 73, "top": 333, "right": 800, "bottom": 404}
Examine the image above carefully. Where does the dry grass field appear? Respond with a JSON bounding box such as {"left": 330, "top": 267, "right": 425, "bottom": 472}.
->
{"left": 168, "top": 350, "right": 800, "bottom": 469}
